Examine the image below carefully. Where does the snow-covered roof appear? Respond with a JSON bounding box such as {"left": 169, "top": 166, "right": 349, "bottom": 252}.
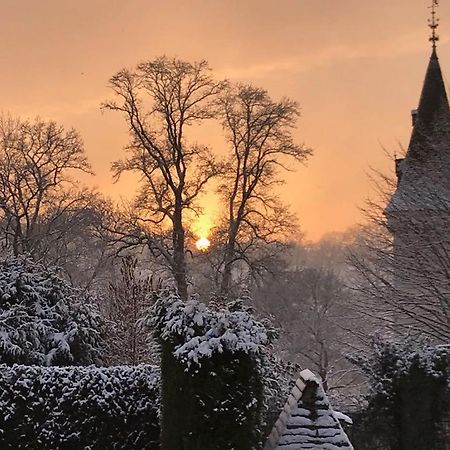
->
{"left": 264, "top": 369, "right": 354, "bottom": 450}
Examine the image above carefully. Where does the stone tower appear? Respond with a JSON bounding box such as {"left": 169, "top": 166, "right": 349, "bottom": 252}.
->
{"left": 384, "top": 45, "right": 450, "bottom": 332}
{"left": 386, "top": 47, "right": 450, "bottom": 225}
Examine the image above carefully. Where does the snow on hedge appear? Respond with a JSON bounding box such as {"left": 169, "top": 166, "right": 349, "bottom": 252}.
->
{"left": 350, "top": 335, "right": 450, "bottom": 397}
{"left": 150, "top": 292, "right": 269, "bottom": 366}
{"left": 0, "top": 364, "right": 160, "bottom": 449}
{"left": 0, "top": 257, "right": 106, "bottom": 366}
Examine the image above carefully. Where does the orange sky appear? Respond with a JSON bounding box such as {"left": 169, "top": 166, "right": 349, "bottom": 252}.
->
{"left": 0, "top": 0, "right": 449, "bottom": 241}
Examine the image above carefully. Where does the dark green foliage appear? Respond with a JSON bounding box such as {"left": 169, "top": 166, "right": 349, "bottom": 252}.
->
{"left": 0, "top": 364, "right": 160, "bottom": 449}
{"left": 348, "top": 410, "right": 392, "bottom": 450}
{"left": 349, "top": 337, "right": 450, "bottom": 450}
{"left": 151, "top": 293, "right": 267, "bottom": 450}
{"left": 160, "top": 341, "right": 263, "bottom": 450}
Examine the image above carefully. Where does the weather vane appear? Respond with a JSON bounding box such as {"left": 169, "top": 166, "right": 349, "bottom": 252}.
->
{"left": 428, "top": 0, "right": 440, "bottom": 49}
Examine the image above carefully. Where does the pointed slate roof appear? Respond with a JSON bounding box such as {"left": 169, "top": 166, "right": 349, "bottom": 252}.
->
{"left": 386, "top": 48, "right": 450, "bottom": 215}
{"left": 414, "top": 48, "right": 449, "bottom": 127}
{"left": 408, "top": 48, "right": 450, "bottom": 161}
{"left": 264, "top": 370, "right": 354, "bottom": 450}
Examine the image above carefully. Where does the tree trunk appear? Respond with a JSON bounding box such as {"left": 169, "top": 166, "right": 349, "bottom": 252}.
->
{"left": 220, "top": 251, "right": 233, "bottom": 297}
{"left": 220, "top": 220, "right": 239, "bottom": 297}
{"left": 220, "top": 234, "right": 237, "bottom": 297}
{"left": 173, "top": 207, "right": 188, "bottom": 302}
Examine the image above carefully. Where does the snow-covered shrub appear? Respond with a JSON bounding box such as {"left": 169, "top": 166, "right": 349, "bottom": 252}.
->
{"left": 349, "top": 336, "right": 450, "bottom": 450}
{"left": 0, "top": 364, "right": 160, "bottom": 449}
{"left": 0, "top": 257, "right": 106, "bottom": 365}
{"left": 150, "top": 292, "right": 270, "bottom": 450}
{"left": 350, "top": 335, "right": 450, "bottom": 398}
{"left": 151, "top": 293, "right": 269, "bottom": 364}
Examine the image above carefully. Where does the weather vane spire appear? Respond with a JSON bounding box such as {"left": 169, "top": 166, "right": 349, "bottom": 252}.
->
{"left": 428, "top": 0, "right": 440, "bottom": 49}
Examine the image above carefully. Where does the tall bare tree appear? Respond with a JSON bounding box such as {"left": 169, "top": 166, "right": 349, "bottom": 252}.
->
{"left": 349, "top": 163, "right": 450, "bottom": 342}
{"left": 0, "top": 115, "right": 94, "bottom": 259}
{"left": 216, "top": 84, "right": 312, "bottom": 295}
{"left": 49, "top": 196, "right": 116, "bottom": 291}
{"left": 103, "top": 57, "right": 226, "bottom": 301}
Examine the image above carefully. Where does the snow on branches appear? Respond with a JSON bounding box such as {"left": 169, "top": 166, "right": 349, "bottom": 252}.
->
{"left": 0, "top": 364, "right": 160, "bottom": 448}
{"left": 149, "top": 292, "right": 270, "bottom": 366}
{"left": 0, "top": 256, "right": 106, "bottom": 366}
{"left": 349, "top": 335, "right": 450, "bottom": 398}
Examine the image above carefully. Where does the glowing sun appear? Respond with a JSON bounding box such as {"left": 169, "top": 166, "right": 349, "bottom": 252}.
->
{"left": 195, "top": 237, "right": 211, "bottom": 251}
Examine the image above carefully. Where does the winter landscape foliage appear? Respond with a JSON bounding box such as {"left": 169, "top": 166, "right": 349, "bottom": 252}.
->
{"left": 152, "top": 293, "right": 268, "bottom": 449}
{"left": 0, "top": 364, "right": 159, "bottom": 449}
{"left": 151, "top": 293, "right": 270, "bottom": 365}
{"left": 0, "top": 257, "right": 105, "bottom": 366}
{"left": 350, "top": 337, "right": 450, "bottom": 450}
{"left": 0, "top": 47, "right": 449, "bottom": 449}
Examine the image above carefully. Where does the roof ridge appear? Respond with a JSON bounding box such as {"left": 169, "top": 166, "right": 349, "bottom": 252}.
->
{"left": 263, "top": 369, "right": 354, "bottom": 450}
{"left": 414, "top": 48, "right": 449, "bottom": 128}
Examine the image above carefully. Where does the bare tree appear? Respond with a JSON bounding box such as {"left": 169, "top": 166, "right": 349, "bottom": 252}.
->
{"left": 0, "top": 115, "right": 94, "bottom": 258}
{"left": 103, "top": 57, "right": 226, "bottom": 301}
{"left": 0, "top": 116, "right": 116, "bottom": 291}
{"left": 49, "top": 196, "right": 116, "bottom": 291}
{"left": 215, "top": 84, "right": 312, "bottom": 295}
{"left": 349, "top": 152, "right": 450, "bottom": 342}
{"left": 107, "top": 256, "right": 158, "bottom": 365}
{"left": 253, "top": 243, "right": 364, "bottom": 402}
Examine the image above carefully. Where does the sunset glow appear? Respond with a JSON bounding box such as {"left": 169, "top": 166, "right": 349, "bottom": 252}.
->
{"left": 0, "top": 2, "right": 447, "bottom": 445}
{"left": 195, "top": 237, "right": 211, "bottom": 251}
{"left": 1, "top": 1, "right": 449, "bottom": 241}
{"left": 191, "top": 207, "right": 216, "bottom": 245}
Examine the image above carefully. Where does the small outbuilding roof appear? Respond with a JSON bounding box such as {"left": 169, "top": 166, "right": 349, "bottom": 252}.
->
{"left": 264, "top": 369, "right": 354, "bottom": 450}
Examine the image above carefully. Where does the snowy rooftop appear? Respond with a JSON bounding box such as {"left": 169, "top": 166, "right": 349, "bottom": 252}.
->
{"left": 264, "top": 369, "right": 354, "bottom": 450}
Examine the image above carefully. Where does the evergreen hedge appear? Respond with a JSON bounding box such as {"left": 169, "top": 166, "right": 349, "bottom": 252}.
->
{"left": 0, "top": 364, "right": 160, "bottom": 449}
{"left": 160, "top": 341, "right": 263, "bottom": 450}
{"left": 349, "top": 337, "right": 450, "bottom": 450}
{"left": 151, "top": 293, "right": 268, "bottom": 450}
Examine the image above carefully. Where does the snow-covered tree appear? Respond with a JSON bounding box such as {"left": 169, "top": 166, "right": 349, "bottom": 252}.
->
{"left": 349, "top": 336, "right": 450, "bottom": 450}
{"left": 148, "top": 291, "right": 271, "bottom": 449}
{"left": 0, "top": 257, "right": 106, "bottom": 366}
